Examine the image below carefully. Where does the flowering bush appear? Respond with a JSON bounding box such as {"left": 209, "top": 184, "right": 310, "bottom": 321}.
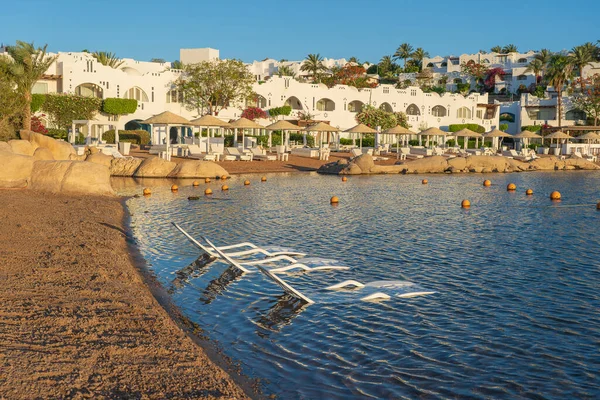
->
{"left": 356, "top": 104, "right": 410, "bottom": 130}
{"left": 241, "top": 106, "right": 267, "bottom": 121}
{"left": 30, "top": 115, "right": 48, "bottom": 134}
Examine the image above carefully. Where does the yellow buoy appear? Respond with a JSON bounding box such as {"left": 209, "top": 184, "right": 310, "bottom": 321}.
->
{"left": 526, "top": 189, "right": 533, "bottom": 196}
{"left": 204, "top": 188, "right": 212, "bottom": 195}
{"left": 461, "top": 199, "right": 471, "bottom": 208}
{"left": 422, "top": 179, "right": 428, "bottom": 185}
{"left": 330, "top": 196, "right": 339, "bottom": 204}
{"left": 507, "top": 183, "right": 516, "bottom": 191}
{"left": 192, "top": 181, "right": 200, "bottom": 187}
{"left": 261, "top": 176, "right": 267, "bottom": 182}
{"left": 143, "top": 188, "right": 151, "bottom": 196}
{"left": 171, "top": 184, "right": 179, "bottom": 192}
{"left": 205, "top": 177, "right": 211, "bottom": 183}
{"left": 221, "top": 175, "right": 228, "bottom": 180}
{"left": 342, "top": 176, "right": 348, "bottom": 182}
{"left": 222, "top": 185, "right": 229, "bottom": 191}
{"left": 483, "top": 180, "right": 491, "bottom": 187}
{"left": 596, "top": 202, "right": 600, "bottom": 210}
{"left": 244, "top": 180, "right": 250, "bottom": 186}
{"left": 550, "top": 191, "right": 561, "bottom": 200}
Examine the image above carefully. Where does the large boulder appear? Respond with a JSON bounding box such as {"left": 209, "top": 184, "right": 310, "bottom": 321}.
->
{"left": 20, "top": 129, "right": 76, "bottom": 160}
{"left": 86, "top": 152, "right": 114, "bottom": 168}
{"left": 28, "top": 160, "right": 114, "bottom": 196}
{"left": 168, "top": 160, "right": 229, "bottom": 179}
{"left": 110, "top": 157, "right": 144, "bottom": 177}
{"left": 400, "top": 156, "right": 449, "bottom": 174}
{"left": 0, "top": 150, "right": 34, "bottom": 188}
{"left": 564, "top": 157, "right": 600, "bottom": 170}
{"left": 369, "top": 165, "right": 405, "bottom": 174}
{"left": 33, "top": 147, "right": 54, "bottom": 160}
{"left": 529, "top": 156, "right": 563, "bottom": 170}
{"left": 0, "top": 142, "right": 12, "bottom": 152}
{"left": 134, "top": 156, "right": 177, "bottom": 178}
{"left": 352, "top": 154, "right": 375, "bottom": 173}
{"left": 9, "top": 140, "right": 37, "bottom": 156}
{"left": 446, "top": 157, "right": 468, "bottom": 172}
{"left": 317, "top": 159, "right": 351, "bottom": 175}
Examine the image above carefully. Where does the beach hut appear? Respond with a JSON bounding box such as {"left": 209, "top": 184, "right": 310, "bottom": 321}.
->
{"left": 383, "top": 125, "right": 415, "bottom": 159}
{"left": 418, "top": 127, "right": 448, "bottom": 148}
{"left": 304, "top": 122, "right": 340, "bottom": 149}
{"left": 482, "top": 128, "right": 511, "bottom": 151}
{"left": 229, "top": 118, "right": 265, "bottom": 150}
{"left": 545, "top": 131, "right": 572, "bottom": 154}
{"left": 513, "top": 130, "right": 542, "bottom": 152}
{"left": 452, "top": 128, "right": 483, "bottom": 149}
{"left": 344, "top": 123, "right": 377, "bottom": 149}
{"left": 141, "top": 111, "right": 191, "bottom": 158}
{"left": 190, "top": 114, "right": 232, "bottom": 152}
{"left": 265, "top": 120, "right": 301, "bottom": 151}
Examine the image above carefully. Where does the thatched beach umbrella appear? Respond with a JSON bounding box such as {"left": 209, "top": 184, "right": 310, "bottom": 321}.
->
{"left": 141, "top": 111, "right": 191, "bottom": 157}
{"left": 545, "top": 131, "right": 572, "bottom": 153}
{"left": 575, "top": 131, "right": 600, "bottom": 156}
{"left": 453, "top": 128, "right": 483, "bottom": 149}
{"left": 383, "top": 125, "right": 414, "bottom": 159}
{"left": 230, "top": 117, "right": 265, "bottom": 149}
{"left": 190, "top": 114, "right": 232, "bottom": 150}
{"left": 265, "top": 120, "right": 300, "bottom": 150}
{"left": 305, "top": 121, "right": 340, "bottom": 148}
{"left": 344, "top": 123, "right": 376, "bottom": 149}
{"left": 513, "top": 130, "right": 542, "bottom": 152}
{"left": 483, "top": 128, "right": 511, "bottom": 151}
{"left": 419, "top": 127, "right": 448, "bottom": 148}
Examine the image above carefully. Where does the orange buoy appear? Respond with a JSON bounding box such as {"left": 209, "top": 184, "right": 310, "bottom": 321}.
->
{"left": 205, "top": 177, "right": 211, "bottom": 183}
{"left": 526, "top": 189, "right": 533, "bottom": 196}
{"left": 342, "top": 176, "right": 348, "bottom": 182}
{"left": 204, "top": 188, "right": 212, "bottom": 195}
{"left": 244, "top": 180, "right": 250, "bottom": 186}
{"left": 596, "top": 202, "right": 600, "bottom": 210}
{"left": 507, "top": 183, "right": 516, "bottom": 191}
{"left": 221, "top": 175, "right": 228, "bottom": 180}
{"left": 422, "top": 179, "right": 428, "bottom": 185}
{"left": 222, "top": 185, "right": 229, "bottom": 191}
{"left": 261, "top": 176, "right": 267, "bottom": 182}
{"left": 171, "top": 184, "right": 179, "bottom": 192}
{"left": 143, "top": 188, "right": 151, "bottom": 196}
{"left": 550, "top": 191, "right": 561, "bottom": 200}
{"left": 483, "top": 180, "right": 491, "bottom": 187}
{"left": 193, "top": 181, "right": 200, "bottom": 187}
{"left": 461, "top": 199, "right": 471, "bottom": 208}
{"left": 330, "top": 196, "right": 339, "bottom": 204}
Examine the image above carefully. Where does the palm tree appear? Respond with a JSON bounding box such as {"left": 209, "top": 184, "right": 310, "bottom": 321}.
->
{"left": 92, "top": 51, "right": 124, "bottom": 68}
{"left": 546, "top": 54, "right": 574, "bottom": 128}
{"left": 533, "top": 49, "right": 553, "bottom": 81}
{"left": 490, "top": 45, "right": 503, "bottom": 53}
{"left": 171, "top": 60, "right": 183, "bottom": 69}
{"left": 348, "top": 56, "right": 360, "bottom": 65}
{"left": 0, "top": 41, "right": 57, "bottom": 130}
{"left": 411, "top": 48, "right": 430, "bottom": 71}
{"left": 277, "top": 64, "right": 295, "bottom": 77}
{"left": 300, "top": 53, "right": 327, "bottom": 82}
{"left": 502, "top": 44, "right": 518, "bottom": 53}
{"left": 393, "top": 43, "right": 414, "bottom": 69}
{"left": 570, "top": 43, "right": 595, "bottom": 91}
{"left": 378, "top": 55, "right": 394, "bottom": 76}
{"left": 525, "top": 59, "right": 544, "bottom": 85}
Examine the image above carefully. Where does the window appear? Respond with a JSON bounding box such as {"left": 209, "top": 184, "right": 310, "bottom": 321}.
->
{"left": 441, "top": 61, "right": 448, "bottom": 67}
{"left": 453, "top": 78, "right": 463, "bottom": 84}
{"left": 566, "top": 109, "right": 586, "bottom": 120}
{"left": 124, "top": 86, "right": 149, "bottom": 102}
{"left": 517, "top": 75, "right": 527, "bottom": 81}
{"left": 427, "top": 62, "right": 434, "bottom": 67}
{"left": 457, "top": 107, "right": 471, "bottom": 119}
{"left": 406, "top": 104, "right": 420, "bottom": 115}
{"left": 75, "top": 83, "right": 103, "bottom": 98}
{"left": 518, "top": 58, "right": 528, "bottom": 63}
{"left": 166, "top": 89, "right": 183, "bottom": 103}
{"left": 347, "top": 101, "right": 364, "bottom": 113}
{"left": 32, "top": 82, "right": 48, "bottom": 94}
{"left": 431, "top": 105, "right": 446, "bottom": 117}
{"left": 476, "top": 110, "right": 483, "bottom": 119}
{"left": 316, "top": 98, "right": 335, "bottom": 111}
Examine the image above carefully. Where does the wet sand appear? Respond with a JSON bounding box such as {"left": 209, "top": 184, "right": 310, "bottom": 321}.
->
{"left": 0, "top": 190, "right": 249, "bottom": 399}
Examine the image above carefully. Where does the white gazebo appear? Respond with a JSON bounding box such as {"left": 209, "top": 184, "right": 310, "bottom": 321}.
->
{"left": 452, "top": 128, "right": 483, "bottom": 149}
{"left": 482, "top": 128, "right": 512, "bottom": 151}
{"left": 304, "top": 121, "right": 340, "bottom": 149}
{"left": 383, "top": 125, "right": 415, "bottom": 159}
{"left": 344, "top": 123, "right": 376, "bottom": 149}
{"left": 70, "top": 119, "right": 117, "bottom": 145}
{"left": 190, "top": 114, "right": 232, "bottom": 152}
{"left": 265, "top": 120, "right": 301, "bottom": 151}
{"left": 229, "top": 117, "right": 265, "bottom": 150}
{"left": 141, "top": 111, "right": 191, "bottom": 159}
{"left": 419, "top": 127, "right": 448, "bottom": 148}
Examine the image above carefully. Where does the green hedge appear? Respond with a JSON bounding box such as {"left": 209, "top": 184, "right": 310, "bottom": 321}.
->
{"left": 499, "top": 124, "right": 509, "bottom": 131}
{"left": 268, "top": 105, "right": 292, "bottom": 118}
{"left": 522, "top": 125, "right": 541, "bottom": 132}
{"left": 102, "top": 129, "right": 150, "bottom": 145}
{"left": 31, "top": 94, "right": 46, "bottom": 112}
{"left": 448, "top": 124, "right": 485, "bottom": 133}
{"left": 289, "top": 133, "right": 314, "bottom": 147}
{"left": 102, "top": 98, "right": 138, "bottom": 115}
{"left": 46, "top": 128, "right": 68, "bottom": 140}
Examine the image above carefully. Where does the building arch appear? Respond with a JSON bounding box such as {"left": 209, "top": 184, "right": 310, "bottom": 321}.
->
{"left": 316, "top": 98, "right": 335, "bottom": 111}
{"left": 347, "top": 100, "right": 364, "bottom": 113}
{"left": 426, "top": 62, "right": 434, "bottom": 68}
{"left": 123, "top": 86, "right": 149, "bottom": 102}
{"left": 121, "top": 66, "right": 142, "bottom": 76}
{"left": 256, "top": 95, "right": 267, "bottom": 108}
{"left": 406, "top": 103, "right": 420, "bottom": 116}
{"left": 457, "top": 106, "right": 471, "bottom": 119}
{"left": 518, "top": 58, "right": 528, "bottom": 63}
{"left": 453, "top": 78, "right": 463, "bottom": 84}
{"left": 284, "top": 96, "right": 303, "bottom": 110}
{"left": 499, "top": 112, "right": 515, "bottom": 122}
{"left": 482, "top": 59, "right": 490, "bottom": 63}
{"left": 565, "top": 109, "right": 586, "bottom": 120}
{"left": 432, "top": 105, "right": 447, "bottom": 117}
{"left": 441, "top": 61, "right": 448, "bottom": 67}
{"left": 379, "top": 102, "right": 393, "bottom": 112}
{"left": 75, "top": 83, "right": 103, "bottom": 98}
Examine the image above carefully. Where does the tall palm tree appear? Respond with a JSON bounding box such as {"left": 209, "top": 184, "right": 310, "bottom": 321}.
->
{"left": 92, "top": 51, "right": 124, "bottom": 68}
{"left": 411, "top": 48, "right": 430, "bottom": 71}
{"left": 502, "top": 44, "right": 518, "bottom": 53}
{"left": 570, "top": 43, "right": 595, "bottom": 91}
{"left": 277, "top": 64, "right": 295, "bottom": 77}
{"left": 348, "top": 56, "right": 360, "bottom": 65}
{"left": 0, "top": 41, "right": 57, "bottom": 130}
{"left": 490, "top": 45, "right": 503, "bottom": 53}
{"left": 393, "top": 43, "right": 414, "bottom": 69}
{"left": 300, "top": 53, "right": 327, "bottom": 82}
{"left": 378, "top": 55, "right": 394, "bottom": 75}
{"left": 533, "top": 48, "right": 553, "bottom": 81}
{"left": 546, "top": 54, "right": 574, "bottom": 128}
{"left": 525, "top": 59, "right": 544, "bottom": 84}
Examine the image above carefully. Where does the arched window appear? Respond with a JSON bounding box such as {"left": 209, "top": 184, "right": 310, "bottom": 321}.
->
{"left": 517, "top": 75, "right": 528, "bottom": 81}
{"left": 75, "top": 83, "right": 103, "bottom": 98}
{"left": 347, "top": 100, "right": 364, "bottom": 113}
{"left": 482, "top": 59, "right": 490, "bottom": 64}
{"left": 379, "top": 102, "right": 393, "bottom": 112}
{"left": 441, "top": 61, "right": 448, "bottom": 67}
{"left": 427, "top": 62, "right": 434, "bottom": 67}
{"left": 316, "top": 98, "right": 335, "bottom": 111}
{"left": 518, "top": 58, "right": 528, "bottom": 63}
{"left": 284, "top": 96, "right": 303, "bottom": 110}
{"left": 406, "top": 104, "right": 420, "bottom": 116}
{"left": 124, "top": 86, "right": 149, "bottom": 102}
{"left": 432, "top": 105, "right": 447, "bottom": 117}
{"left": 256, "top": 95, "right": 267, "bottom": 108}
{"left": 453, "top": 78, "right": 463, "bottom": 84}
{"left": 565, "top": 109, "right": 586, "bottom": 120}
{"left": 457, "top": 107, "right": 471, "bottom": 119}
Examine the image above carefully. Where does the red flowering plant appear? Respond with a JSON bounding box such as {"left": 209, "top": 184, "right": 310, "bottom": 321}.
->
{"left": 241, "top": 106, "right": 267, "bottom": 121}
{"left": 30, "top": 114, "right": 48, "bottom": 134}
{"left": 323, "top": 64, "right": 377, "bottom": 89}
{"left": 484, "top": 67, "right": 506, "bottom": 92}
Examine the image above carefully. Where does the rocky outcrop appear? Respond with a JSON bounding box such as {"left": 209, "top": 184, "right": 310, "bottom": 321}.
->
{"left": 86, "top": 152, "right": 114, "bottom": 168}
{"left": 133, "top": 156, "right": 177, "bottom": 178}
{"left": 167, "top": 160, "right": 230, "bottom": 179}
{"left": 399, "top": 156, "right": 449, "bottom": 174}
{"left": 28, "top": 160, "right": 114, "bottom": 196}
{"left": 0, "top": 142, "right": 11, "bottom": 152}
{"left": 20, "top": 130, "right": 75, "bottom": 160}
{"left": 33, "top": 147, "right": 54, "bottom": 161}
{"left": 110, "top": 158, "right": 144, "bottom": 177}
{"left": 0, "top": 150, "right": 35, "bottom": 188}
{"left": 9, "top": 140, "right": 37, "bottom": 156}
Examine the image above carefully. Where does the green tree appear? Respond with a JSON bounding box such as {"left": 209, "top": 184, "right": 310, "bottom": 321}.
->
{"left": 277, "top": 64, "right": 296, "bottom": 77}
{"left": 101, "top": 98, "right": 138, "bottom": 142}
{"left": 0, "top": 41, "right": 57, "bottom": 131}
{"left": 41, "top": 94, "right": 102, "bottom": 131}
{"left": 533, "top": 49, "right": 553, "bottom": 81}
{"left": 393, "top": 43, "right": 414, "bottom": 69}
{"left": 411, "top": 48, "right": 430, "bottom": 71}
{"left": 490, "top": 46, "right": 503, "bottom": 53}
{"left": 0, "top": 66, "right": 25, "bottom": 140}
{"left": 300, "top": 54, "right": 327, "bottom": 82}
{"left": 570, "top": 43, "right": 595, "bottom": 91}
{"left": 348, "top": 56, "right": 360, "bottom": 64}
{"left": 150, "top": 58, "right": 166, "bottom": 63}
{"left": 546, "top": 54, "right": 574, "bottom": 127}
{"left": 461, "top": 60, "right": 489, "bottom": 91}
{"left": 502, "top": 44, "right": 518, "bottom": 53}
{"left": 92, "top": 51, "right": 124, "bottom": 68}
{"left": 525, "top": 58, "right": 544, "bottom": 84}
{"left": 571, "top": 74, "right": 600, "bottom": 125}
{"left": 175, "top": 59, "right": 255, "bottom": 115}
{"left": 171, "top": 60, "right": 183, "bottom": 69}
{"left": 356, "top": 104, "right": 410, "bottom": 130}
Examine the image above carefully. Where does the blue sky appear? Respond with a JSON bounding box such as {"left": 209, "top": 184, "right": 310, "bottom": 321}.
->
{"left": 2, "top": 0, "right": 598, "bottom": 63}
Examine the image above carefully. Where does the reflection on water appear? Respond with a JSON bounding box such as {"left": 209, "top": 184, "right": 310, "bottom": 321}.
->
{"left": 124, "top": 171, "right": 600, "bottom": 399}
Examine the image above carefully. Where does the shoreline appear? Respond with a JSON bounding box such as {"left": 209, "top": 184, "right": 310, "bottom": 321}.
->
{"left": 0, "top": 190, "right": 252, "bottom": 399}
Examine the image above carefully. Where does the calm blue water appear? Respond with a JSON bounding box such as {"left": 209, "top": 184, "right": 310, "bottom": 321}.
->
{"left": 119, "top": 171, "right": 600, "bottom": 399}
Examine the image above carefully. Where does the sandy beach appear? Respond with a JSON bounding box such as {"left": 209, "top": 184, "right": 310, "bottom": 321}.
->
{"left": 0, "top": 190, "right": 250, "bottom": 399}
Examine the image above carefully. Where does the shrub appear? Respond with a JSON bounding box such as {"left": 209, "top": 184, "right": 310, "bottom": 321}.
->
{"left": 241, "top": 106, "right": 267, "bottom": 121}
{"left": 408, "top": 139, "right": 419, "bottom": 146}
{"left": 31, "top": 94, "right": 46, "bottom": 112}
{"left": 102, "top": 98, "right": 138, "bottom": 115}
{"left": 30, "top": 115, "right": 48, "bottom": 134}
{"left": 448, "top": 124, "right": 485, "bottom": 133}
{"left": 75, "top": 132, "right": 85, "bottom": 145}
{"left": 340, "top": 138, "right": 353, "bottom": 145}
{"left": 499, "top": 124, "right": 509, "bottom": 131}
{"left": 456, "top": 82, "right": 470, "bottom": 93}
{"left": 268, "top": 105, "right": 292, "bottom": 118}
{"left": 522, "top": 125, "right": 541, "bottom": 132}
{"left": 102, "top": 129, "right": 150, "bottom": 144}
{"left": 289, "top": 133, "right": 314, "bottom": 147}
{"left": 47, "top": 128, "right": 68, "bottom": 140}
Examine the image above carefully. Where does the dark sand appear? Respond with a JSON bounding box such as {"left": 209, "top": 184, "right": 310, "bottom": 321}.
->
{"left": 0, "top": 190, "right": 249, "bottom": 399}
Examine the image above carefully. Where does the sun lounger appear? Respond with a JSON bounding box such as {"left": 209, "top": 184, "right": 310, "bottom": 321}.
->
{"left": 250, "top": 147, "right": 277, "bottom": 161}
{"left": 503, "top": 149, "right": 530, "bottom": 161}
{"left": 226, "top": 147, "right": 252, "bottom": 161}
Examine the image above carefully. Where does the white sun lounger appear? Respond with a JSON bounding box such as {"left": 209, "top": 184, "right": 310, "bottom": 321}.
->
{"left": 325, "top": 280, "right": 436, "bottom": 299}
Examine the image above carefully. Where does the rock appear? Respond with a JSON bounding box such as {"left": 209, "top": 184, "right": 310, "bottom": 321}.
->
{"left": 530, "top": 156, "right": 561, "bottom": 170}
{"left": 110, "top": 158, "right": 143, "bottom": 177}
{"left": 88, "top": 146, "right": 100, "bottom": 155}
{"left": 401, "top": 156, "right": 449, "bottom": 174}
{"left": 369, "top": 165, "right": 405, "bottom": 174}
{"left": 342, "top": 164, "right": 363, "bottom": 175}
{"left": 317, "top": 159, "right": 350, "bottom": 175}
{"left": 564, "top": 157, "right": 600, "bottom": 170}
{"left": 447, "top": 157, "right": 467, "bottom": 171}
{"left": 9, "top": 140, "right": 37, "bottom": 156}
{"left": 167, "top": 160, "right": 229, "bottom": 179}
{"left": 0, "top": 150, "right": 34, "bottom": 188}
{"left": 28, "top": 160, "right": 114, "bottom": 196}
{"left": 86, "top": 152, "right": 114, "bottom": 168}
{"left": 33, "top": 147, "right": 54, "bottom": 160}
{"left": 69, "top": 154, "right": 87, "bottom": 161}
{"left": 352, "top": 154, "right": 375, "bottom": 172}
{"left": 134, "top": 156, "right": 177, "bottom": 178}
{"left": 21, "top": 130, "right": 75, "bottom": 160}
{"left": 0, "top": 142, "right": 12, "bottom": 152}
